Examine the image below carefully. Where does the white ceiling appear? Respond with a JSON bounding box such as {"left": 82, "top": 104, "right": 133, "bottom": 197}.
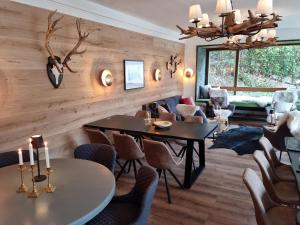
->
{"left": 91, "top": 0, "right": 300, "bottom": 31}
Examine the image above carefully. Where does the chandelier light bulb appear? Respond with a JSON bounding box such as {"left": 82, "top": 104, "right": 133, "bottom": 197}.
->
{"left": 256, "top": 0, "right": 273, "bottom": 15}
{"left": 189, "top": 4, "right": 202, "bottom": 22}
{"left": 201, "top": 13, "right": 210, "bottom": 27}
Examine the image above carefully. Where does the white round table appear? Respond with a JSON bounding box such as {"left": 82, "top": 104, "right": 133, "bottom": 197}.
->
{"left": 0, "top": 158, "right": 115, "bottom": 225}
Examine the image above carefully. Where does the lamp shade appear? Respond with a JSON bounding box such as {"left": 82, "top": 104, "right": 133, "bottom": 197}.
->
{"left": 189, "top": 4, "right": 202, "bottom": 22}
{"left": 267, "top": 29, "right": 276, "bottom": 39}
{"left": 154, "top": 69, "right": 161, "bottom": 81}
{"left": 184, "top": 68, "right": 194, "bottom": 78}
{"left": 31, "top": 135, "right": 45, "bottom": 148}
{"left": 101, "top": 69, "right": 113, "bottom": 87}
{"left": 216, "top": 0, "right": 232, "bottom": 14}
{"left": 256, "top": 0, "right": 273, "bottom": 15}
{"left": 234, "top": 9, "right": 242, "bottom": 24}
{"left": 200, "top": 13, "right": 210, "bottom": 27}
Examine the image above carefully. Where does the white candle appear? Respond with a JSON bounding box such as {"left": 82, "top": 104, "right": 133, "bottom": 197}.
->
{"left": 44, "top": 142, "right": 50, "bottom": 168}
{"left": 18, "top": 148, "right": 23, "bottom": 165}
{"left": 29, "top": 138, "right": 34, "bottom": 165}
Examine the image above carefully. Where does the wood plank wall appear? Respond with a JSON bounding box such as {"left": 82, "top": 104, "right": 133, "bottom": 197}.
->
{"left": 0, "top": 1, "right": 184, "bottom": 158}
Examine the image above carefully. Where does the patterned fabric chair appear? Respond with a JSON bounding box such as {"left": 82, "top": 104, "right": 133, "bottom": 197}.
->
{"left": 113, "top": 133, "right": 144, "bottom": 180}
{"left": 243, "top": 168, "right": 299, "bottom": 225}
{"left": 87, "top": 166, "right": 159, "bottom": 225}
{"left": 0, "top": 150, "right": 36, "bottom": 168}
{"left": 259, "top": 137, "right": 294, "bottom": 182}
{"left": 85, "top": 128, "right": 113, "bottom": 145}
{"left": 74, "top": 144, "right": 116, "bottom": 173}
{"left": 253, "top": 151, "right": 299, "bottom": 207}
{"left": 143, "top": 139, "right": 183, "bottom": 204}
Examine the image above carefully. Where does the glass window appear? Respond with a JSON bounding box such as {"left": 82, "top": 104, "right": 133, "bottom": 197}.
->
{"left": 238, "top": 46, "right": 300, "bottom": 89}
{"left": 207, "top": 50, "right": 236, "bottom": 87}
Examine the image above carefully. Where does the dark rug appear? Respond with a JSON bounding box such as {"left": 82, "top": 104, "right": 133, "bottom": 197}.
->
{"left": 209, "top": 125, "right": 263, "bottom": 155}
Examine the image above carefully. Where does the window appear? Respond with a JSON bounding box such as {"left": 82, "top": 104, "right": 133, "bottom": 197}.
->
{"left": 196, "top": 43, "right": 300, "bottom": 99}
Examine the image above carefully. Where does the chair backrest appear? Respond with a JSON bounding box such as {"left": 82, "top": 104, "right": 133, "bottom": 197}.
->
{"left": 243, "top": 168, "right": 276, "bottom": 225}
{"left": 113, "top": 133, "right": 144, "bottom": 160}
{"left": 135, "top": 110, "right": 149, "bottom": 119}
{"left": 159, "top": 112, "right": 176, "bottom": 122}
{"left": 143, "top": 139, "right": 176, "bottom": 170}
{"left": 0, "top": 150, "right": 37, "bottom": 168}
{"left": 184, "top": 115, "right": 203, "bottom": 124}
{"left": 253, "top": 151, "right": 280, "bottom": 204}
{"left": 85, "top": 128, "right": 112, "bottom": 146}
{"left": 129, "top": 166, "right": 159, "bottom": 225}
{"left": 74, "top": 144, "right": 116, "bottom": 173}
{"left": 259, "top": 137, "right": 280, "bottom": 168}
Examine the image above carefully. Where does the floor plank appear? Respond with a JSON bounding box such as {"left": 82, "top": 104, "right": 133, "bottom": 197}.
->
{"left": 115, "top": 139, "right": 259, "bottom": 225}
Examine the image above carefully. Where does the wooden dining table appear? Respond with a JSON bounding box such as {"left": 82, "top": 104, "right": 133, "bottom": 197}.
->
{"left": 84, "top": 115, "right": 218, "bottom": 189}
{"left": 0, "top": 159, "right": 115, "bottom": 225}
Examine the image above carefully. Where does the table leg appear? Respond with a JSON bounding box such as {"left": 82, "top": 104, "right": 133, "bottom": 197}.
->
{"left": 199, "top": 140, "right": 205, "bottom": 167}
{"left": 184, "top": 140, "right": 194, "bottom": 189}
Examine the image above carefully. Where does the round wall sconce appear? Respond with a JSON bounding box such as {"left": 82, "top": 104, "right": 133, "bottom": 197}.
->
{"left": 154, "top": 69, "right": 162, "bottom": 81}
{"left": 100, "top": 69, "right": 113, "bottom": 87}
{"left": 184, "top": 68, "right": 194, "bottom": 78}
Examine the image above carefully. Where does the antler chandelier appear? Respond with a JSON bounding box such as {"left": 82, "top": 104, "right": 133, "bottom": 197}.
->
{"left": 177, "top": 0, "right": 282, "bottom": 49}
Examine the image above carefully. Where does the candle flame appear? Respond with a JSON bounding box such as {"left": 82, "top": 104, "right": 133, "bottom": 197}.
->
{"left": 18, "top": 148, "right": 22, "bottom": 153}
{"left": 44, "top": 141, "right": 48, "bottom": 147}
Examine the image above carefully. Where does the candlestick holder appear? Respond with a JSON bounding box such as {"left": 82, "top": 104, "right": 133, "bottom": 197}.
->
{"left": 45, "top": 168, "right": 56, "bottom": 193}
{"left": 31, "top": 135, "right": 47, "bottom": 182}
{"left": 16, "top": 165, "right": 27, "bottom": 193}
{"left": 28, "top": 165, "right": 40, "bottom": 198}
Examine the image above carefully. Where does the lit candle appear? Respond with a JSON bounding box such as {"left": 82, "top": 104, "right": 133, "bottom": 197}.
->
{"left": 29, "top": 138, "right": 34, "bottom": 165}
{"left": 18, "top": 148, "right": 23, "bottom": 165}
{"left": 44, "top": 142, "right": 50, "bottom": 168}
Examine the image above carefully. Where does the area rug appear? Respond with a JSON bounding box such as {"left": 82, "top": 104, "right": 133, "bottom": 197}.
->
{"left": 209, "top": 125, "right": 263, "bottom": 155}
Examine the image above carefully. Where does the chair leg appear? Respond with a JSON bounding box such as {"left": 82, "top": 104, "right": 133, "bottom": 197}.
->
{"left": 133, "top": 160, "right": 138, "bottom": 179}
{"left": 177, "top": 146, "right": 186, "bottom": 158}
{"left": 116, "top": 160, "right": 129, "bottom": 181}
{"left": 157, "top": 169, "right": 162, "bottom": 178}
{"left": 279, "top": 150, "right": 283, "bottom": 161}
{"left": 136, "top": 159, "right": 143, "bottom": 167}
{"left": 168, "top": 169, "right": 183, "bottom": 189}
{"left": 165, "top": 141, "right": 179, "bottom": 157}
{"left": 127, "top": 160, "right": 132, "bottom": 173}
{"left": 163, "top": 170, "right": 172, "bottom": 204}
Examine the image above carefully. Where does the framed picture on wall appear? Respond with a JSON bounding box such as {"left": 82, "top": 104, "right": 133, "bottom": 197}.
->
{"left": 124, "top": 60, "right": 144, "bottom": 90}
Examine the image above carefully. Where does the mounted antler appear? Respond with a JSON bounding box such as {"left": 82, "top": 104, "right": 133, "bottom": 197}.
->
{"left": 45, "top": 10, "right": 64, "bottom": 73}
{"left": 62, "top": 19, "right": 89, "bottom": 73}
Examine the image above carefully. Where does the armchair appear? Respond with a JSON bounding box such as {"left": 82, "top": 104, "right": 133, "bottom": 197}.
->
{"left": 209, "top": 88, "right": 235, "bottom": 117}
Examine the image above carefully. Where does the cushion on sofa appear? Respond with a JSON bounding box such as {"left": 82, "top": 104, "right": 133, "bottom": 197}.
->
{"left": 180, "top": 97, "right": 194, "bottom": 105}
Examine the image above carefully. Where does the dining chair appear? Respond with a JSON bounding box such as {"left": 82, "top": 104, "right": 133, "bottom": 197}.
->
{"left": 0, "top": 150, "right": 36, "bottom": 168}
{"left": 253, "top": 150, "right": 300, "bottom": 207}
{"left": 243, "top": 168, "right": 299, "bottom": 225}
{"left": 143, "top": 139, "right": 183, "bottom": 204}
{"left": 132, "top": 110, "right": 149, "bottom": 148}
{"left": 86, "top": 166, "right": 159, "bottom": 225}
{"left": 113, "top": 133, "right": 144, "bottom": 180}
{"left": 135, "top": 110, "right": 149, "bottom": 119}
{"left": 74, "top": 144, "right": 116, "bottom": 173}
{"left": 184, "top": 115, "right": 203, "bottom": 124}
{"left": 85, "top": 128, "right": 113, "bottom": 145}
{"left": 259, "top": 137, "right": 295, "bottom": 182}
{"left": 159, "top": 112, "right": 176, "bottom": 122}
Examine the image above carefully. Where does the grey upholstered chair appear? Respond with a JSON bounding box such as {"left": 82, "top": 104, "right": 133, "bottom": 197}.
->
{"left": 243, "top": 168, "right": 299, "bottom": 225}
{"left": 113, "top": 133, "right": 144, "bottom": 180}
{"left": 132, "top": 110, "right": 149, "bottom": 148}
{"left": 87, "top": 166, "right": 159, "bottom": 225}
{"left": 259, "top": 137, "right": 294, "bottom": 182}
{"left": 143, "top": 139, "right": 183, "bottom": 204}
{"left": 159, "top": 112, "right": 176, "bottom": 122}
{"left": 0, "top": 150, "right": 36, "bottom": 168}
{"left": 74, "top": 144, "right": 116, "bottom": 173}
{"left": 85, "top": 128, "right": 113, "bottom": 146}
{"left": 253, "top": 151, "right": 300, "bottom": 206}
{"left": 135, "top": 110, "right": 149, "bottom": 119}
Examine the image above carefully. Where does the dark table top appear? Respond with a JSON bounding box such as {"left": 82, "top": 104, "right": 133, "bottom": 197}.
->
{"left": 286, "top": 137, "right": 300, "bottom": 192}
{"left": 84, "top": 115, "right": 218, "bottom": 141}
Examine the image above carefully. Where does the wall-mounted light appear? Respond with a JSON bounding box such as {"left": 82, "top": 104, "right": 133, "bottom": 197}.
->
{"left": 100, "top": 69, "right": 113, "bottom": 87}
{"left": 184, "top": 68, "right": 194, "bottom": 78}
{"left": 154, "top": 69, "right": 162, "bottom": 81}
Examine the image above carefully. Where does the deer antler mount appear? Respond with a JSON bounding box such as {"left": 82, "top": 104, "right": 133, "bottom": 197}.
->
{"left": 45, "top": 10, "right": 89, "bottom": 88}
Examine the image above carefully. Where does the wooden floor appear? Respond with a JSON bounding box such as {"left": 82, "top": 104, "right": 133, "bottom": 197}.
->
{"left": 115, "top": 139, "right": 260, "bottom": 225}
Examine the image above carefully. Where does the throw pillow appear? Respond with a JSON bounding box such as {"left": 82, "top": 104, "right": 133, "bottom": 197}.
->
{"left": 158, "top": 104, "right": 169, "bottom": 114}
{"left": 180, "top": 97, "right": 194, "bottom": 105}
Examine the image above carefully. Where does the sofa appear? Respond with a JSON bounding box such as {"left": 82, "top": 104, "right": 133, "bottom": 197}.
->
{"left": 142, "top": 96, "right": 208, "bottom": 123}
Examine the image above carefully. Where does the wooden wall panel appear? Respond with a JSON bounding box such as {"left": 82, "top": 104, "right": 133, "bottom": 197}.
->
{"left": 0, "top": 1, "right": 184, "bottom": 158}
